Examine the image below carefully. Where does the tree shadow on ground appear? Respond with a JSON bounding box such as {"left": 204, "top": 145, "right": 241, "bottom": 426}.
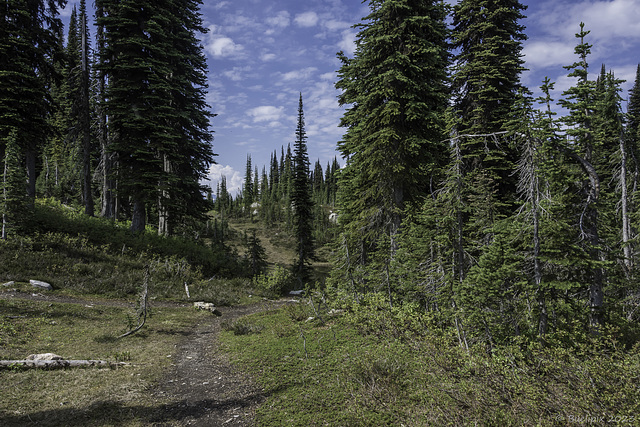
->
{"left": 0, "top": 388, "right": 281, "bottom": 426}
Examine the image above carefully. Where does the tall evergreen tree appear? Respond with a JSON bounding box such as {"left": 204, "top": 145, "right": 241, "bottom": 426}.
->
{"left": 1, "top": 131, "right": 30, "bottom": 239}
{"left": 292, "top": 94, "right": 314, "bottom": 284}
{"left": 96, "top": 0, "right": 215, "bottom": 233}
{"left": 0, "top": 0, "right": 65, "bottom": 202}
{"left": 243, "top": 154, "right": 253, "bottom": 217}
{"left": 558, "top": 23, "right": 606, "bottom": 328}
{"left": 451, "top": 0, "right": 528, "bottom": 209}
{"left": 335, "top": 0, "right": 450, "bottom": 256}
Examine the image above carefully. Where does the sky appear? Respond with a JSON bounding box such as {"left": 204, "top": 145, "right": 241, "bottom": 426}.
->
{"left": 60, "top": 0, "right": 640, "bottom": 195}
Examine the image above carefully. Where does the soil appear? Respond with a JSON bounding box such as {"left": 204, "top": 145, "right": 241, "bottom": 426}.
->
{"left": 1, "top": 289, "right": 290, "bottom": 426}
{"left": 148, "top": 301, "right": 286, "bottom": 426}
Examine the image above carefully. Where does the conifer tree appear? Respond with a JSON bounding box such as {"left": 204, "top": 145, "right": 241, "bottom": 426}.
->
{"left": 243, "top": 154, "right": 253, "bottom": 217}
{"left": 292, "top": 94, "right": 314, "bottom": 284}
{"left": 335, "top": 0, "right": 449, "bottom": 256}
{"left": 558, "top": 24, "right": 606, "bottom": 328}
{"left": 0, "top": 0, "right": 65, "bottom": 201}
{"left": 451, "top": 0, "right": 527, "bottom": 215}
{"left": 1, "top": 131, "right": 30, "bottom": 239}
{"left": 97, "top": 0, "right": 215, "bottom": 233}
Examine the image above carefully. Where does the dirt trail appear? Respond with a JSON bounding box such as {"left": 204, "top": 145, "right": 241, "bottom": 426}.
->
{"left": 149, "top": 301, "right": 283, "bottom": 426}
{"left": 1, "top": 290, "right": 288, "bottom": 426}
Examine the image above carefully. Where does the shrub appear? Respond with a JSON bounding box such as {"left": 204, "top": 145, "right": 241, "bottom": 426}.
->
{"left": 253, "top": 265, "right": 294, "bottom": 296}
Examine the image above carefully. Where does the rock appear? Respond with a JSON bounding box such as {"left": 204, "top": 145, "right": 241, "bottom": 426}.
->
{"left": 289, "top": 290, "right": 305, "bottom": 296}
{"left": 2, "top": 281, "right": 15, "bottom": 287}
{"left": 193, "top": 302, "right": 222, "bottom": 316}
{"left": 329, "top": 212, "right": 338, "bottom": 224}
{"left": 30, "top": 280, "right": 53, "bottom": 290}
{"left": 26, "top": 353, "right": 63, "bottom": 361}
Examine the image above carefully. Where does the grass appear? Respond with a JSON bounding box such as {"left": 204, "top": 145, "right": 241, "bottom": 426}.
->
{"left": 0, "top": 298, "right": 210, "bottom": 426}
{"left": 219, "top": 295, "right": 640, "bottom": 426}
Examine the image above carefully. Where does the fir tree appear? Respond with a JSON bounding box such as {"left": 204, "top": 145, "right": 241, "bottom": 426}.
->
{"left": 96, "top": 0, "right": 215, "bottom": 233}
{"left": 451, "top": 0, "right": 528, "bottom": 209}
{"left": 1, "top": 131, "right": 30, "bottom": 239}
{"left": 243, "top": 154, "right": 253, "bottom": 217}
{"left": 292, "top": 94, "right": 314, "bottom": 284}
{"left": 335, "top": 0, "right": 450, "bottom": 256}
{"left": 0, "top": 0, "right": 65, "bottom": 201}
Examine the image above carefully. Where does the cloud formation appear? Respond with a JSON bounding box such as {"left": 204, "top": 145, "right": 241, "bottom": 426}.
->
{"left": 248, "top": 106, "right": 285, "bottom": 123}
{"left": 294, "top": 11, "right": 319, "bottom": 27}
{"left": 205, "top": 26, "right": 245, "bottom": 58}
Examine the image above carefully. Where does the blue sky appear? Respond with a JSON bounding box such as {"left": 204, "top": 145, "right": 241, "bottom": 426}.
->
{"left": 60, "top": 0, "right": 640, "bottom": 195}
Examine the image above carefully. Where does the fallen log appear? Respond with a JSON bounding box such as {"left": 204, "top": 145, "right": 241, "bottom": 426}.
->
{"left": 0, "top": 359, "right": 129, "bottom": 370}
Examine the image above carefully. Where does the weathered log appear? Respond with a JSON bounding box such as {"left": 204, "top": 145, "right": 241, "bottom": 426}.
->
{"left": 0, "top": 359, "right": 129, "bottom": 370}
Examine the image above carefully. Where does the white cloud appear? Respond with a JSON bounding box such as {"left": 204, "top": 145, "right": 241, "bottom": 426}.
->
{"left": 324, "top": 20, "right": 351, "bottom": 31}
{"left": 205, "top": 27, "right": 245, "bottom": 58}
{"left": 295, "top": 11, "right": 319, "bottom": 27}
{"left": 261, "top": 52, "right": 277, "bottom": 62}
{"left": 281, "top": 67, "right": 318, "bottom": 82}
{"left": 266, "top": 11, "right": 290, "bottom": 29}
{"left": 206, "top": 164, "right": 243, "bottom": 195}
{"left": 530, "top": 0, "right": 640, "bottom": 53}
{"left": 248, "top": 105, "right": 284, "bottom": 123}
{"left": 523, "top": 40, "right": 575, "bottom": 69}
{"left": 222, "top": 67, "right": 251, "bottom": 81}
{"left": 338, "top": 29, "right": 357, "bottom": 56}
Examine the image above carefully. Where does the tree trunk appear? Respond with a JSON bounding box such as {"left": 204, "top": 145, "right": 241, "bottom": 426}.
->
{"left": 131, "top": 197, "right": 146, "bottom": 233}
{"left": 157, "top": 154, "right": 171, "bottom": 236}
{"left": 25, "top": 149, "right": 36, "bottom": 202}
{"left": 620, "top": 134, "right": 632, "bottom": 274}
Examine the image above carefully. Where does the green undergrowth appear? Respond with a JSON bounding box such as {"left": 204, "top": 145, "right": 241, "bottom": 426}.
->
{"left": 0, "top": 199, "right": 273, "bottom": 304}
{"left": 220, "top": 293, "right": 640, "bottom": 426}
{"left": 0, "top": 298, "right": 209, "bottom": 426}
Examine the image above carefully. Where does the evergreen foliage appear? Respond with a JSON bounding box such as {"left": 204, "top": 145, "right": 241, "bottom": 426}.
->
{"left": 451, "top": 0, "right": 528, "bottom": 210}
{"left": 292, "top": 94, "right": 315, "bottom": 284}
{"left": 335, "top": 0, "right": 450, "bottom": 255}
{"left": 0, "top": 0, "right": 65, "bottom": 201}
{"left": 1, "top": 131, "right": 31, "bottom": 238}
{"left": 96, "top": 0, "right": 215, "bottom": 233}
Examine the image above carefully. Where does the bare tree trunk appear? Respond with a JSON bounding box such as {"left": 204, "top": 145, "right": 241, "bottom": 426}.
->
{"left": 25, "top": 150, "right": 36, "bottom": 203}
{"left": 2, "top": 160, "right": 6, "bottom": 240}
{"left": 620, "top": 134, "right": 633, "bottom": 274}
{"left": 96, "top": 5, "right": 114, "bottom": 219}
{"left": 157, "top": 154, "right": 171, "bottom": 236}
{"left": 131, "top": 197, "right": 146, "bottom": 233}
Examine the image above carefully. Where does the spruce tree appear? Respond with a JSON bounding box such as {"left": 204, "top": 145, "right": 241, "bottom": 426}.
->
{"left": 335, "top": 0, "right": 450, "bottom": 256}
{"left": 292, "top": 94, "right": 314, "bottom": 284}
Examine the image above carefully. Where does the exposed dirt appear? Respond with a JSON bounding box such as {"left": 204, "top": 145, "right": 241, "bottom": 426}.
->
{"left": 148, "top": 301, "right": 285, "bottom": 426}
{"left": 1, "top": 289, "right": 290, "bottom": 426}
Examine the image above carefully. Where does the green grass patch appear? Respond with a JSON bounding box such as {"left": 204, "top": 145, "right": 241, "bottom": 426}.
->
{"left": 0, "top": 298, "right": 209, "bottom": 426}
{"left": 220, "top": 298, "right": 640, "bottom": 426}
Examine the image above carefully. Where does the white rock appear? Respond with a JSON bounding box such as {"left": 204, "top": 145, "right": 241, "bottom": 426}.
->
{"left": 30, "top": 280, "right": 52, "bottom": 290}
{"left": 193, "top": 302, "right": 222, "bottom": 316}
{"left": 2, "top": 281, "right": 15, "bottom": 287}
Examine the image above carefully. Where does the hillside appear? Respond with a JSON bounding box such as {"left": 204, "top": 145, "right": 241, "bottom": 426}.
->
{"left": 1, "top": 201, "right": 640, "bottom": 426}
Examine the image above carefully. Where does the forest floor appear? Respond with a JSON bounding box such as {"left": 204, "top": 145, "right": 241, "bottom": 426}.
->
{"left": 0, "top": 289, "right": 291, "bottom": 426}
